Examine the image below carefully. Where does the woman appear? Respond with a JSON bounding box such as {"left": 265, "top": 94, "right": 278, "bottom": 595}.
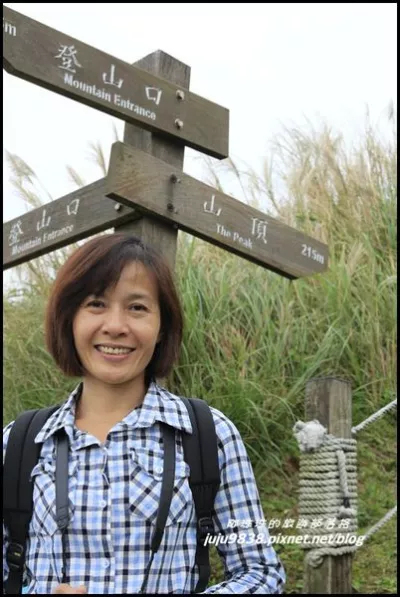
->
{"left": 3, "top": 233, "right": 286, "bottom": 594}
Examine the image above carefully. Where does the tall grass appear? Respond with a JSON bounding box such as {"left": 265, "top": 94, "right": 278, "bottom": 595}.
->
{"left": 4, "top": 111, "right": 396, "bottom": 453}
{"left": 3, "top": 110, "right": 397, "bottom": 591}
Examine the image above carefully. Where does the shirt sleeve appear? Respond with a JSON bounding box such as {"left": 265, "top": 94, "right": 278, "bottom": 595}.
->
{"left": 201, "top": 409, "right": 286, "bottom": 594}
{"left": 3, "top": 421, "right": 14, "bottom": 591}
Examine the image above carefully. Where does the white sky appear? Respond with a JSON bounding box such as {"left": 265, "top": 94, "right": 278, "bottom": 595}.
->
{"left": 3, "top": 2, "right": 397, "bottom": 282}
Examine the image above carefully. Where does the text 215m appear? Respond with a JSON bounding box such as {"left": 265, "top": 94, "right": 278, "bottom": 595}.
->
{"left": 301, "top": 244, "right": 325, "bottom": 264}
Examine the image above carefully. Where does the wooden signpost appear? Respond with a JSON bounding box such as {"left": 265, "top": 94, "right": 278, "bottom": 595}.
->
{"left": 3, "top": 6, "right": 329, "bottom": 280}
{"left": 112, "top": 51, "right": 191, "bottom": 271}
{"left": 3, "top": 179, "right": 140, "bottom": 270}
{"left": 3, "top": 6, "right": 229, "bottom": 159}
{"left": 106, "top": 142, "right": 328, "bottom": 279}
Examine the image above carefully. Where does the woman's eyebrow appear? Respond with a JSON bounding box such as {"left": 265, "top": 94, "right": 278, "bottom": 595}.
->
{"left": 125, "top": 292, "right": 152, "bottom": 301}
{"left": 86, "top": 292, "right": 154, "bottom": 302}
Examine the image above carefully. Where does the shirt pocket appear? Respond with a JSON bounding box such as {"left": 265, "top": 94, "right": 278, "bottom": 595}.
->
{"left": 30, "top": 455, "right": 79, "bottom": 538}
{"left": 129, "top": 447, "right": 193, "bottom": 527}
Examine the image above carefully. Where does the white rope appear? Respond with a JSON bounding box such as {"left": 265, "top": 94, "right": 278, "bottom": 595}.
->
{"left": 352, "top": 398, "right": 397, "bottom": 435}
{"left": 362, "top": 506, "right": 397, "bottom": 543}
{"left": 293, "top": 419, "right": 397, "bottom": 568}
{"left": 303, "top": 506, "right": 398, "bottom": 567}
{"left": 293, "top": 420, "right": 358, "bottom": 566}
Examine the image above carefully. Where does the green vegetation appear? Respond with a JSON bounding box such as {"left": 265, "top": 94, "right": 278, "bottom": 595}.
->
{"left": 4, "top": 108, "right": 396, "bottom": 593}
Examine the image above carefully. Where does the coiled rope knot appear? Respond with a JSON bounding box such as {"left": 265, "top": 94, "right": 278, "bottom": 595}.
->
{"left": 293, "top": 420, "right": 358, "bottom": 567}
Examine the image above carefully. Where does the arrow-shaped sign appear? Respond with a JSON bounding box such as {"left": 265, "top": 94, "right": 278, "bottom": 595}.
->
{"left": 106, "top": 142, "right": 329, "bottom": 279}
{"left": 3, "top": 6, "right": 229, "bottom": 159}
{"left": 3, "top": 178, "right": 139, "bottom": 270}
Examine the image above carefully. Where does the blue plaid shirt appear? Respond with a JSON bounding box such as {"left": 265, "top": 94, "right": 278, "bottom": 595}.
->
{"left": 3, "top": 382, "right": 285, "bottom": 594}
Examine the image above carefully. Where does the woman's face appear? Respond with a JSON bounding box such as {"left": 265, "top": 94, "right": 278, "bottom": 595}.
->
{"left": 72, "top": 261, "right": 161, "bottom": 390}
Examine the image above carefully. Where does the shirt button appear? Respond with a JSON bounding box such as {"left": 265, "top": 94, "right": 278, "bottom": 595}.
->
{"left": 101, "top": 500, "right": 107, "bottom": 508}
{"left": 156, "top": 466, "right": 163, "bottom": 475}
{"left": 104, "top": 560, "right": 110, "bottom": 568}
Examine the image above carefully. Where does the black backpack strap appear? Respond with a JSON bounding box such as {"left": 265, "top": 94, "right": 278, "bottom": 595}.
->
{"left": 151, "top": 424, "right": 176, "bottom": 553}
{"left": 180, "top": 397, "right": 220, "bottom": 593}
{"left": 139, "top": 423, "right": 176, "bottom": 595}
{"left": 55, "top": 429, "right": 71, "bottom": 584}
{"left": 3, "top": 405, "right": 60, "bottom": 595}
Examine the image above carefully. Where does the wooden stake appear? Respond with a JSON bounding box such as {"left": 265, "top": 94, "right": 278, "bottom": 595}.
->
{"left": 303, "top": 377, "right": 353, "bottom": 594}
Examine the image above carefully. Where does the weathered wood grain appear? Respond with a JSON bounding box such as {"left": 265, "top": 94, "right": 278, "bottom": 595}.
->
{"left": 114, "top": 50, "right": 191, "bottom": 270}
{"left": 3, "top": 6, "right": 229, "bottom": 159}
{"left": 107, "top": 142, "right": 329, "bottom": 279}
{"left": 304, "top": 378, "right": 354, "bottom": 594}
{"left": 3, "top": 179, "right": 139, "bottom": 270}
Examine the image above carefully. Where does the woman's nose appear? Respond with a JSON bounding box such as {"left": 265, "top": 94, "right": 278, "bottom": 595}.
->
{"left": 102, "top": 308, "right": 129, "bottom": 334}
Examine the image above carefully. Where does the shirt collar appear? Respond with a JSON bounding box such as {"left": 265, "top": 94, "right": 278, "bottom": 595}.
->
{"left": 34, "top": 381, "right": 193, "bottom": 445}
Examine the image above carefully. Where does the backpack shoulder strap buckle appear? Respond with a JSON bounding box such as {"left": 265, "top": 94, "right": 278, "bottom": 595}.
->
{"left": 197, "top": 516, "right": 215, "bottom": 543}
{"left": 6, "top": 542, "right": 25, "bottom": 571}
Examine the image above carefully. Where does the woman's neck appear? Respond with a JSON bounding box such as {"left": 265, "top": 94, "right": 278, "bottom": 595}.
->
{"left": 75, "top": 376, "right": 148, "bottom": 424}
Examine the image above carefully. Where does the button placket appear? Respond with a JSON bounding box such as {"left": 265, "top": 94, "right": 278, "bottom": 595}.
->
{"left": 101, "top": 447, "right": 110, "bottom": 486}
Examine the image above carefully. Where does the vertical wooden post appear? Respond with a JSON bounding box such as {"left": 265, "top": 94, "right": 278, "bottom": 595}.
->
{"left": 303, "top": 377, "right": 353, "bottom": 594}
{"left": 114, "top": 50, "right": 191, "bottom": 269}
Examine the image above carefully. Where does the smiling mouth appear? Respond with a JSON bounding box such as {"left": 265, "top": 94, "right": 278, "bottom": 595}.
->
{"left": 95, "top": 345, "right": 135, "bottom": 355}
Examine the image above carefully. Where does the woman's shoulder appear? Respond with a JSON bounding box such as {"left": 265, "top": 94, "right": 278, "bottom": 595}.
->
{"left": 3, "top": 420, "right": 15, "bottom": 462}
{"left": 3, "top": 420, "right": 14, "bottom": 435}
{"left": 208, "top": 404, "right": 244, "bottom": 444}
{"left": 166, "top": 386, "right": 245, "bottom": 447}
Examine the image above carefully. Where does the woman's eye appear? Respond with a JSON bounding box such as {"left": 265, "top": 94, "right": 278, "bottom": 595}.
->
{"left": 130, "top": 304, "right": 146, "bottom": 311}
{"left": 84, "top": 301, "right": 147, "bottom": 311}
{"left": 87, "top": 299, "right": 104, "bottom": 308}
